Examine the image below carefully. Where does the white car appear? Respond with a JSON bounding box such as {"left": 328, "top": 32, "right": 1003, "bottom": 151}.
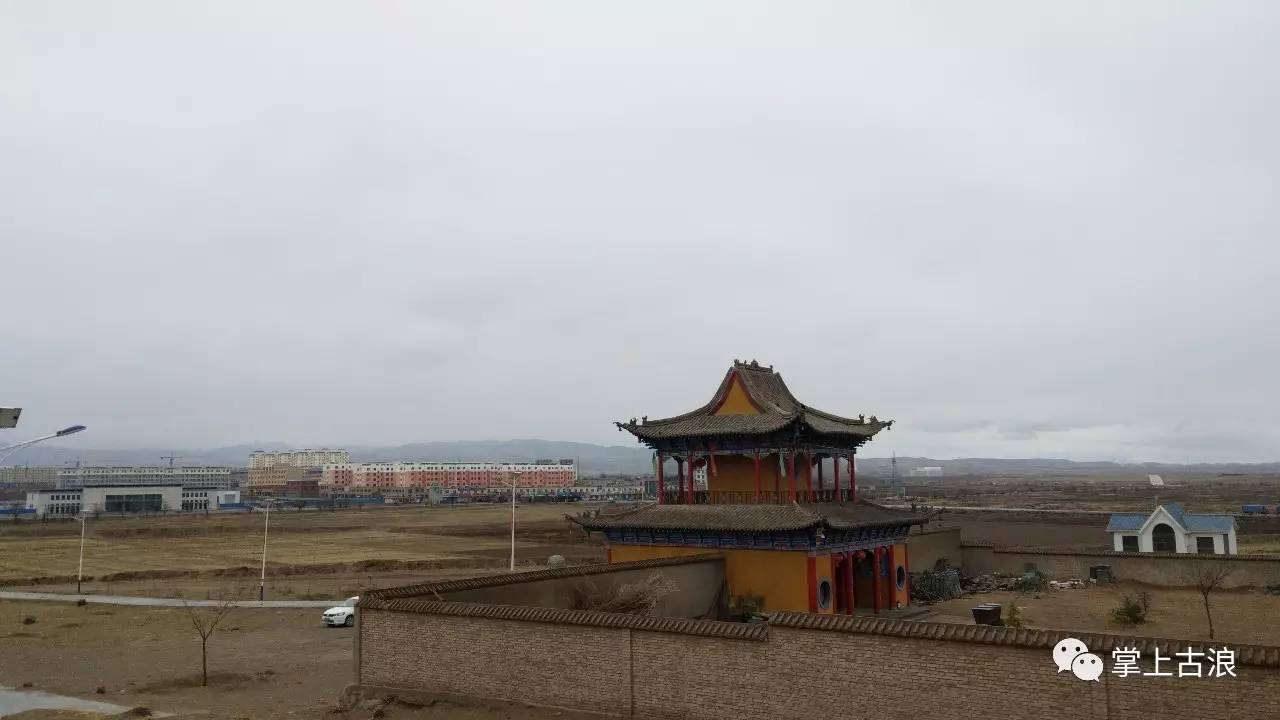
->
{"left": 322, "top": 596, "right": 359, "bottom": 627}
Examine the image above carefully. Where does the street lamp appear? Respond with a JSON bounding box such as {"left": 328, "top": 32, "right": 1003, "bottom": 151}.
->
{"left": 0, "top": 424, "right": 87, "bottom": 465}
{"left": 253, "top": 500, "right": 272, "bottom": 601}
{"left": 74, "top": 514, "right": 88, "bottom": 594}
{"left": 506, "top": 471, "right": 523, "bottom": 572}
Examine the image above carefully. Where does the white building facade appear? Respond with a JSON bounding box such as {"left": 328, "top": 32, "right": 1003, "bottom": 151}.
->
{"left": 26, "top": 486, "right": 241, "bottom": 517}
{"left": 320, "top": 461, "right": 577, "bottom": 495}
{"left": 58, "top": 466, "right": 235, "bottom": 489}
{"left": 248, "top": 449, "right": 349, "bottom": 469}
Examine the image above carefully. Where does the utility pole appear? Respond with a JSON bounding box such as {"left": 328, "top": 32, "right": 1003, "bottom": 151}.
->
{"left": 507, "top": 471, "right": 523, "bottom": 571}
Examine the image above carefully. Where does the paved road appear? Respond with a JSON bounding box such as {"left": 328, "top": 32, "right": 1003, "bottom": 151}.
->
{"left": 0, "top": 687, "right": 136, "bottom": 717}
{"left": 0, "top": 590, "right": 335, "bottom": 608}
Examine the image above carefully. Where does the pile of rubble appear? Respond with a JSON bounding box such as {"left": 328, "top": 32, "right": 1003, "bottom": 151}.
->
{"left": 962, "top": 573, "right": 1020, "bottom": 594}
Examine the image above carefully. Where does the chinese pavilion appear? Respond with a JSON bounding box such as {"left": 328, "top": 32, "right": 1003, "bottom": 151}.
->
{"left": 576, "top": 360, "right": 923, "bottom": 616}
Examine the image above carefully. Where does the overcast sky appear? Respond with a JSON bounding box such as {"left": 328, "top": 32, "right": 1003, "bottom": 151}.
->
{"left": 3, "top": 2, "right": 1277, "bottom": 462}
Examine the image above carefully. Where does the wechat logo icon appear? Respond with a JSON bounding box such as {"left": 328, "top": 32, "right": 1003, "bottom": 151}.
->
{"left": 1053, "top": 637, "right": 1103, "bottom": 682}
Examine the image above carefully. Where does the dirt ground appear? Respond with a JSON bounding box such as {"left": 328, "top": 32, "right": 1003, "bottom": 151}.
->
{"left": 0, "top": 504, "right": 606, "bottom": 598}
{"left": 925, "top": 580, "right": 1280, "bottom": 645}
{"left": 0, "top": 599, "right": 594, "bottom": 720}
{"left": 877, "top": 473, "right": 1280, "bottom": 514}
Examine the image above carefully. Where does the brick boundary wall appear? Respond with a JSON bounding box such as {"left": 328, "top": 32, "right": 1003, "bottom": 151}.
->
{"left": 352, "top": 556, "right": 1280, "bottom": 720}
{"left": 962, "top": 544, "right": 1280, "bottom": 588}
{"left": 355, "top": 605, "right": 1280, "bottom": 720}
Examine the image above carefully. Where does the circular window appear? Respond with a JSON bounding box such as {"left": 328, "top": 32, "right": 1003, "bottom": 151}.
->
{"left": 896, "top": 565, "right": 906, "bottom": 590}
{"left": 817, "top": 579, "right": 832, "bottom": 609}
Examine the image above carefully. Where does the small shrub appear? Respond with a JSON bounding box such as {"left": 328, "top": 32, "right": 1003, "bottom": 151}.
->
{"left": 21, "top": 616, "right": 36, "bottom": 625}
{"left": 1013, "top": 570, "right": 1048, "bottom": 593}
{"left": 1111, "top": 595, "right": 1148, "bottom": 626}
{"left": 1006, "top": 604, "right": 1026, "bottom": 629}
{"left": 76, "top": 598, "right": 87, "bottom": 607}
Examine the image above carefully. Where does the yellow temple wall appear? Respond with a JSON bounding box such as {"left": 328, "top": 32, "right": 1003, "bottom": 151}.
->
{"left": 609, "top": 545, "right": 823, "bottom": 613}
{"left": 713, "top": 376, "right": 759, "bottom": 415}
{"left": 891, "top": 542, "right": 910, "bottom": 609}
{"left": 706, "top": 453, "right": 812, "bottom": 495}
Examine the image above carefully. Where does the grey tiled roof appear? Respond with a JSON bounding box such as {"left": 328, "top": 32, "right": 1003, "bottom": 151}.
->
{"left": 572, "top": 501, "right": 923, "bottom": 533}
{"left": 616, "top": 360, "right": 892, "bottom": 442}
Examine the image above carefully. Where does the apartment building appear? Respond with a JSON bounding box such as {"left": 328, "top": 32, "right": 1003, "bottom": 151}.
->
{"left": 248, "top": 449, "right": 349, "bottom": 469}
{"left": 57, "top": 466, "right": 235, "bottom": 490}
{"left": 0, "top": 466, "right": 60, "bottom": 488}
{"left": 320, "top": 461, "right": 577, "bottom": 495}
{"left": 243, "top": 466, "right": 322, "bottom": 497}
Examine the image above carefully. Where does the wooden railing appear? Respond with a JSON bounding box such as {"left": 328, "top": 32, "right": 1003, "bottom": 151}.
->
{"left": 659, "top": 489, "right": 855, "bottom": 505}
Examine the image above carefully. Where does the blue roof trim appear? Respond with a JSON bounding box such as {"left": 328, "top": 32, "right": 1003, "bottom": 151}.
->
{"left": 1184, "top": 515, "right": 1236, "bottom": 533}
{"left": 1161, "top": 502, "right": 1187, "bottom": 524}
{"left": 1106, "top": 513, "right": 1146, "bottom": 533}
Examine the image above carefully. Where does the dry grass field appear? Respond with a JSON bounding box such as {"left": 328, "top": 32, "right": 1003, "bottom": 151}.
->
{"left": 0, "top": 504, "right": 606, "bottom": 598}
{"left": 0, "top": 599, "right": 592, "bottom": 720}
{"left": 4, "top": 479, "right": 1280, "bottom": 718}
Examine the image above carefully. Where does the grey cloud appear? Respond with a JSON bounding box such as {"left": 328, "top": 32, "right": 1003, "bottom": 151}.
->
{"left": 2, "top": 3, "right": 1277, "bottom": 462}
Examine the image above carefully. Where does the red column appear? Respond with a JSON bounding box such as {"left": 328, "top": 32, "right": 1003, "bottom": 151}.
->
{"left": 850, "top": 454, "right": 858, "bottom": 502}
{"left": 787, "top": 452, "right": 797, "bottom": 503}
{"left": 804, "top": 452, "right": 813, "bottom": 501}
{"left": 806, "top": 554, "right": 818, "bottom": 612}
{"left": 871, "top": 547, "right": 881, "bottom": 614}
{"left": 904, "top": 544, "right": 911, "bottom": 606}
{"left": 833, "top": 453, "right": 840, "bottom": 499}
{"left": 685, "top": 455, "right": 695, "bottom": 505}
{"left": 656, "top": 452, "right": 665, "bottom": 504}
{"left": 843, "top": 552, "right": 855, "bottom": 615}
{"left": 773, "top": 452, "right": 781, "bottom": 496}
{"left": 675, "top": 458, "right": 685, "bottom": 504}
{"left": 753, "top": 450, "right": 762, "bottom": 503}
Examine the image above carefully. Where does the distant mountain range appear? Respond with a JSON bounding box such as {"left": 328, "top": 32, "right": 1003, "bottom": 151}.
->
{"left": 5, "top": 441, "right": 1279, "bottom": 477}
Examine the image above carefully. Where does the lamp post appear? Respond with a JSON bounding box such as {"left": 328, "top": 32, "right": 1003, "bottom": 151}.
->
{"left": 0, "top": 424, "right": 86, "bottom": 465}
{"left": 75, "top": 514, "right": 87, "bottom": 594}
{"left": 508, "top": 471, "right": 522, "bottom": 572}
{"left": 256, "top": 500, "right": 272, "bottom": 601}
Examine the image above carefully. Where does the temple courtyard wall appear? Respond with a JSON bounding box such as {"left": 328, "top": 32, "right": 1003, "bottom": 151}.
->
{"left": 353, "top": 605, "right": 1280, "bottom": 719}
{"left": 961, "top": 544, "right": 1280, "bottom": 589}
{"left": 351, "top": 556, "right": 1280, "bottom": 719}
{"left": 904, "top": 526, "right": 1280, "bottom": 588}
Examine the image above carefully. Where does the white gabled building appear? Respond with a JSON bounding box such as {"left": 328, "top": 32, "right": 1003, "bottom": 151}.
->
{"left": 1107, "top": 502, "right": 1237, "bottom": 555}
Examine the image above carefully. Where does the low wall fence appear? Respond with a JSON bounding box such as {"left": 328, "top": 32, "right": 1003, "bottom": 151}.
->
{"left": 962, "top": 544, "right": 1280, "bottom": 588}
{"left": 354, "top": 602, "right": 1280, "bottom": 720}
